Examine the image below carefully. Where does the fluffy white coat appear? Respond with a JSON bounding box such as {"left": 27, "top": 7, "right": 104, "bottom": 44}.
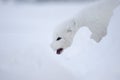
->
{"left": 51, "top": 0, "right": 120, "bottom": 54}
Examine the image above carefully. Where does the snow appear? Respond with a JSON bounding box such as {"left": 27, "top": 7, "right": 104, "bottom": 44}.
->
{"left": 0, "top": 2, "right": 120, "bottom": 80}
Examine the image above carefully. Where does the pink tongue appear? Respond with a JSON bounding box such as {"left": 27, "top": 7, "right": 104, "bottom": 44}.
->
{"left": 56, "top": 48, "right": 63, "bottom": 55}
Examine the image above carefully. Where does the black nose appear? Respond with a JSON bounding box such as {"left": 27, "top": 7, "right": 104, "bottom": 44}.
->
{"left": 56, "top": 48, "right": 63, "bottom": 55}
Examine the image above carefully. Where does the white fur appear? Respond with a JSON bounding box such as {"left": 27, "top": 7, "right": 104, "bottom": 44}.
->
{"left": 51, "top": 0, "right": 120, "bottom": 52}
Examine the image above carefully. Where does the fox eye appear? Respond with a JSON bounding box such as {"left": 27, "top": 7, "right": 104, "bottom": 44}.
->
{"left": 56, "top": 37, "right": 62, "bottom": 41}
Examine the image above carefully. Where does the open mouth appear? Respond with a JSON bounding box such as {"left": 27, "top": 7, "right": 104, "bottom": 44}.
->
{"left": 56, "top": 48, "right": 63, "bottom": 55}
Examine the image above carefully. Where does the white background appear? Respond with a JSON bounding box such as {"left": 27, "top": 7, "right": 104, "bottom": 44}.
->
{"left": 0, "top": 2, "right": 120, "bottom": 80}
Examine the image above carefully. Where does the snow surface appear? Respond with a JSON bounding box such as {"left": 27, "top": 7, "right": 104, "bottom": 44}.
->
{"left": 0, "top": 2, "right": 120, "bottom": 80}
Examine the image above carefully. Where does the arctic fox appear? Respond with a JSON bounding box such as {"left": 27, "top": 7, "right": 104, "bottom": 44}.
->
{"left": 51, "top": 0, "right": 120, "bottom": 54}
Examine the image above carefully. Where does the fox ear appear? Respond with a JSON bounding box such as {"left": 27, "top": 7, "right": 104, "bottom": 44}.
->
{"left": 67, "top": 26, "right": 73, "bottom": 32}
{"left": 73, "top": 21, "right": 76, "bottom": 25}
{"left": 67, "top": 21, "right": 76, "bottom": 33}
{"left": 67, "top": 29, "right": 72, "bottom": 32}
